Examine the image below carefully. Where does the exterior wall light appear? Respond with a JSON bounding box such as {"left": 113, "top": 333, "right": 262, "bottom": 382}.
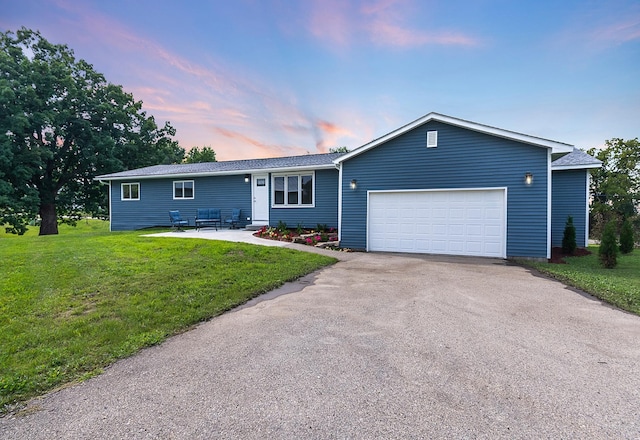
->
{"left": 350, "top": 179, "right": 357, "bottom": 190}
{"left": 244, "top": 174, "right": 250, "bottom": 183}
{"left": 524, "top": 172, "right": 533, "bottom": 185}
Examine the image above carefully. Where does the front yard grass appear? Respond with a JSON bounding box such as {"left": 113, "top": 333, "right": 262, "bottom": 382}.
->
{"left": 526, "top": 246, "right": 640, "bottom": 315}
{"left": 0, "top": 220, "right": 336, "bottom": 412}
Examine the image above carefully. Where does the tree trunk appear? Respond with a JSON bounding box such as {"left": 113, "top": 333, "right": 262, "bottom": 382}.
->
{"left": 39, "top": 202, "right": 59, "bottom": 235}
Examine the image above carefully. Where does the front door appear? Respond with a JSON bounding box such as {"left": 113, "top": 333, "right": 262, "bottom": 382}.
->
{"left": 252, "top": 174, "right": 269, "bottom": 224}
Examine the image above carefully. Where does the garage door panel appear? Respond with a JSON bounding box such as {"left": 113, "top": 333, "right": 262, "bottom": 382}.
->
{"left": 466, "top": 240, "right": 483, "bottom": 253}
{"left": 399, "top": 238, "right": 415, "bottom": 251}
{"left": 368, "top": 189, "right": 505, "bottom": 258}
{"left": 485, "top": 224, "right": 502, "bottom": 237}
{"left": 433, "top": 208, "right": 447, "bottom": 218}
{"left": 432, "top": 240, "right": 448, "bottom": 252}
{"left": 450, "top": 208, "right": 465, "bottom": 219}
{"left": 485, "top": 208, "right": 502, "bottom": 220}
{"left": 467, "top": 224, "right": 483, "bottom": 236}
{"left": 448, "top": 223, "right": 465, "bottom": 236}
{"left": 484, "top": 242, "right": 502, "bottom": 255}
{"left": 433, "top": 223, "right": 447, "bottom": 235}
{"left": 467, "top": 208, "right": 483, "bottom": 220}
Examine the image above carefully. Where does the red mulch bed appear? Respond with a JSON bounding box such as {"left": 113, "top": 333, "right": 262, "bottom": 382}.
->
{"left": 549, "top": 246, "right": 592, "bottom": 264}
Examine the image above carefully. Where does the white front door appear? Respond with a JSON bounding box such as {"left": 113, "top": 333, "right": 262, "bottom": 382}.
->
{"left": 252, "top": 174, "right": 269, "bottom": 224}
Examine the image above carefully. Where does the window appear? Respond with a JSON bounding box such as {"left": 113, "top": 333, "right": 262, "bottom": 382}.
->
{"left": 173, "top": 180, "right": 194, "bottom": 199}
{"left": 273, "top": 173, "right": 314, "bottom": 207}
{"left": 121, "top": 183, "right": 140, "bottom": 201}
{"left": 427, "top": 130, "right": 438, "bottom": 148}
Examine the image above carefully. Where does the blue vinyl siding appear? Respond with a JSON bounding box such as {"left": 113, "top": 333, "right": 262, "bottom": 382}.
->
{"left": 340, "top": 121, "right": 549, "bottom": 258}
{"left": 110, "top": 174, "right": 252, "bottom": 230}
{"left": 269, "top": 169, "right": 339, "bottom": 229}
{"left": 551, "top": 169, "right": 588, "bottom": 247}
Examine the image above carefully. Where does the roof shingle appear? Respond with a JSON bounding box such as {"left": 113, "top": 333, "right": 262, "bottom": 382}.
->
{"left": 551, "top": 148, "right": 602, "bottom": 169}
{"left": 96, "top": 152, "right": 343, "bottom": 180}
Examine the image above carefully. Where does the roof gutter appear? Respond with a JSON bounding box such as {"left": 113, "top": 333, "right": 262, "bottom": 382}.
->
{"left": 551, "top": 163, "right": 602, "bottom": 171}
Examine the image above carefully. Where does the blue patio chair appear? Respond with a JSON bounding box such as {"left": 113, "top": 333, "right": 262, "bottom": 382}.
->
{"left": 224, "top": 208, "right": 241, "bottom": 229}
{"left": 169, "top": 210, "right": 188, "bottom": 231}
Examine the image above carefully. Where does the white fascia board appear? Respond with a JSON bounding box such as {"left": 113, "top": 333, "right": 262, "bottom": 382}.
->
{"left": 94, "top": 164, "right": 336, "bottom": 181}
{"left": 334, "top": 112, "right": 574, "bottom": 164}
{"left": 551, "top": 164, "right": 602, "bottom": 171}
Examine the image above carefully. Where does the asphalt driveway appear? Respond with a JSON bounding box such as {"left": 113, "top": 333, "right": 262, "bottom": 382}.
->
{"left": 2, "top": 248, "right": 640, "bottom": 439}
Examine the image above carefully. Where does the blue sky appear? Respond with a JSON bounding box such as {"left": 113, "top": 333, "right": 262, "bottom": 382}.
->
{"left": 2, "top": 0, "right": 639, "bottom": 160}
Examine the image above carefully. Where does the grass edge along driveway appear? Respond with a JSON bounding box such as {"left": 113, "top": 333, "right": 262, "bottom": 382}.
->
{"left": 523, "top": 246, "right": 640, "bottom": 316}
{"left": 0, "top": 221, "right": 337, "bottom": 413}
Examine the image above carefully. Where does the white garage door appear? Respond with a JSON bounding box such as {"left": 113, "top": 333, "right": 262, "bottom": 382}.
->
{"left": 368, "top": 189, "right": 506, "bottom": 258}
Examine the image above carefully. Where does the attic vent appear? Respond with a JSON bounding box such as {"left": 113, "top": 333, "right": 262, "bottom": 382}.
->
{"left": 426, "top": 130, "right": 438, "bottom": 148}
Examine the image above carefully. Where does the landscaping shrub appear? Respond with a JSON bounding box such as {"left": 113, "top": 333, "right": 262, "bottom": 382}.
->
{"left": 276, "top": 220, "right": 288, "bottom": 233}
{"left": 620, "top": 218, "right": 635, "bottom": 254}
{"left": 562, "top": 215, "right": 577, "bottom": 255}
{"left": 599, "top": 220, "right": 619, "bottom": 268}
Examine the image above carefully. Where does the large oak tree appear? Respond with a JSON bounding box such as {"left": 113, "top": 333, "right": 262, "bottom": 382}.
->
{"left": 0, "top": 28, "right": 184, "bottom": 235}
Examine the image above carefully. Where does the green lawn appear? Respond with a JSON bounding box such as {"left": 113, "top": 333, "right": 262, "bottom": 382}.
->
{"left": 0, "top": 220, "right": 336, "bottom": 412}
{"left": 526, "top": 246, "right": 640, "bottom": 315}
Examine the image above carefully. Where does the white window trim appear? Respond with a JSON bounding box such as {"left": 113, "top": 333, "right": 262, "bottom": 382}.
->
{"left": 173, "top": 180, "right": 195, "bottom": 200}
{"left": 121, "top": 182, "right": 140, "bottom": 201}
{"left": 272, "top": 172, "right": 315, "bottom": 208}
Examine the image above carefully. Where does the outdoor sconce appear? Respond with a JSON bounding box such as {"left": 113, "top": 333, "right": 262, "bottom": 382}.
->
{"left": 244, "top": 174, "right": 250, "bottom": 183}
{"left": 350, "top": 179, "right": 357, "bottom": 190}
{"left": 524, "top": 172, "right": 533, "bottom": 185}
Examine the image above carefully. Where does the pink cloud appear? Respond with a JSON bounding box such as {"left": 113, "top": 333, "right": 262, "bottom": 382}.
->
{"left": 308, "top": 0, "right": 352, "bottom": 47}
{"left": 549, "top": 5, "right": 640, "bottom": 52}
{"left": 313, "top": 119, "right": 356, "bottom": 152}
{"left": 282, "top": 124, "right": 313, "bottom": 135}
{"left": 317, "top": 120, "right": 353, "bottom": 137}
{"left": 306, "top": 0, "right": 479, "bottom": 49}
{"left": 592, "top": 16, "right": 640, "bottom": 44}
{"left": 360, "top": 0, "right": 403, "bottom": 16}
{"left": 367, "top": 20, "right": 478, "bottom": 47}
{"left": 214, "top": 127, "right": 310, "bottom": 159}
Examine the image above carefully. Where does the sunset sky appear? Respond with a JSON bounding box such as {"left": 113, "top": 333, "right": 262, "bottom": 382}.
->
{"left": 2, "top": 0, "right": 639, "bottom": 160}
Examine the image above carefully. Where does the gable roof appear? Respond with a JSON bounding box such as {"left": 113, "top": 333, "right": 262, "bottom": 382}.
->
{"left": 334, "top": 112, "right": 575, "bottom": 164}
{"left": 551, "top": 148, "right": 602, "bottom": 170}
{"left": 95, "top": 152, "right": 343, "bottom": 181}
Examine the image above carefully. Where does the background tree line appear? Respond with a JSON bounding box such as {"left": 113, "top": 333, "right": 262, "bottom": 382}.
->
{"left": 587, "top": 138, "right": 639, "bottom": 242}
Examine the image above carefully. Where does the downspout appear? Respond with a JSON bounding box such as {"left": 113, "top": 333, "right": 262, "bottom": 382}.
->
{"left": 336, "top": 162, "right": 343, "bottom": 243}
{"left": 546, "top": 149, "right": 552, "bottom": 259}
{"left": 585, "top": 171, "right": 591, "bottom": 247}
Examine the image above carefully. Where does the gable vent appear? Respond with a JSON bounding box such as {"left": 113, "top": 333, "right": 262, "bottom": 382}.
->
{"left": 426, "top": 130, "right": 438, "bottom": 148}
